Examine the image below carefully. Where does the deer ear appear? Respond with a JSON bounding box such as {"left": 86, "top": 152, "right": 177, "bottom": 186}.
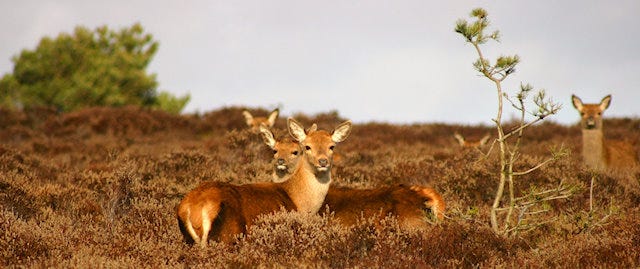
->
{"left": 242, "top": 110, "right": 254, "bottom": 126}
{"left": 288, "top": 118, "right": 306, "bottom": 142}
{"left": 307, "top": 123, "right": 318, "bottom": 133}
{"left": 267, "top": 108, "right": 279, "bottom": 127}
{"left": 571, "top": 95, "right": 583, "bottom": 110}
{"left": 479, "top": 134, "right": 491, "bottom": 146}
{"left": 259, "top": 124, "right": 276, "bottom": 149}
{"left": 331, "top": 121, "right": 352, "bottom": 143}
{"left": 453, "top": 133, "right": 465, "bottom": 146}
{"left": 600, "top": 95, "right": 611, "bottom": 110}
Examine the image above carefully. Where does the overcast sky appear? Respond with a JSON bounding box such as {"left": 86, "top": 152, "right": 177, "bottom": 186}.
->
{"left": 1, "top": 1, "right": 639, "bottom": 125}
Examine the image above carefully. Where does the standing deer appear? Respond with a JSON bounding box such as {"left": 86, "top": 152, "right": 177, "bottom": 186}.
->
{"left": 259, "top": 127, "right": 446, "bottom": 228}
{"left": 177, "top": 118, "right": 352, "bottom": 247}
{"left": 453, "top": 132, "right": 491, "bottom": 149}
{"left": 242, "top": 108, "right": 280, "bottom": 133}
{"left": 571, "top": 94, "right": 638, "bottom": 170}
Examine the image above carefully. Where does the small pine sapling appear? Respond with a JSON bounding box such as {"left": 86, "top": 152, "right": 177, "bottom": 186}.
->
{"left": 455, "top": 8, "right": 574, "bottom": 235}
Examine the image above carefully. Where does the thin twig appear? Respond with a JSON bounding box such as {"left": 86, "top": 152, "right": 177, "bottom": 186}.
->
{"left": 518, "top": 193, "right": 573, "bottom": 207}
{"left": 512, "top": 157, "right": 555, "bottom": 176}
{"left": 589, "top": 174, "right": 595, "bottom": 213}
{"left": 498, "top": 116, "right": 544, "bottom": 142}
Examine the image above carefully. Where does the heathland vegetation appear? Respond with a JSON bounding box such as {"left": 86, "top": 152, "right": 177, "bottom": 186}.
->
{"left": 1, "top": 8, "right": 639, "bottom": 268}
{"left": 1, "top": 106, "right": 639, "bottom": 267}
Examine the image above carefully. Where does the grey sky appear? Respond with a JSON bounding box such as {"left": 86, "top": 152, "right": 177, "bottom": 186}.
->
{"left": 1, "top": 1, "right": 639, "bottom": 125}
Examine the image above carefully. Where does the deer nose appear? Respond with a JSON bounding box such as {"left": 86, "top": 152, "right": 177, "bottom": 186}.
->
{"left": 318, "top": 158, "right": 328, "bottom": 167}
{"left": 277, "top": 159, "right": 285, "bottom": 165}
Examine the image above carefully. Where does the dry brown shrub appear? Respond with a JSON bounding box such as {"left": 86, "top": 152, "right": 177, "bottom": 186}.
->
{"left": 0, "top": 106, "right": 638, "bottom": 267}
{"left": 45, "top": 106, "right": 193, "bottom": 137}
{"left": 1, "top": 209, "right": 52, "bottom": 266}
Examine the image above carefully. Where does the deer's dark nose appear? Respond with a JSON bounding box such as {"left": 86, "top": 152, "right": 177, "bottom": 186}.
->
{"left": 277, "top": 159, "right": 285, "bottom": 165}
{"left": 318, "top": 158, "right": 328, "bottom": 167}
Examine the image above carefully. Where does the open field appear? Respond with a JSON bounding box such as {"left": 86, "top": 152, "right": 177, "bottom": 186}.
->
{"left": 1, "top": 106, "right": 639, "bottom": 268}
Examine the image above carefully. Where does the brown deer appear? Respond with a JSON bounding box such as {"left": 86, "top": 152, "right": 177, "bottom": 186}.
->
{"left": 571, "top": 94, "right": 638, "bottom": 171}
{"left": 259, "top": 127, "right": 446, "bottom": 228}
{"left": 177, "top": 118, "right": 352, "bottom": 247}
{"left": 453, "top": 132, "right": 491, "bottom": 149}
{"left": 259, "top": 123, "right": 316, "bottom": 183}
{"left": 242, "top": 108, "right": 279, "bottom": 133}
{"left": 322, "top": 185, "right": 445, "bottom": 228}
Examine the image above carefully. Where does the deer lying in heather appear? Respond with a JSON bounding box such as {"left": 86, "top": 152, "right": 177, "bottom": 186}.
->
{"left": 453, "top": 132, "right": 491, "bottom": 149}
{"left": 177, "top": 118, "right": 352, "bottom": 247}
{"left": 260, "top": 123, "right": 316, "bottom": 183}
{"left": 242, "top": 108, "right": 279, "bottom": 133}
{"left": 260, "top": 126, "right": 446, "bottom": 228}
{"left": 571, "top": 94, "right": 638, "bottom": 171}
{"left": 322, "top": 185, "right": 445, "bottom": 227}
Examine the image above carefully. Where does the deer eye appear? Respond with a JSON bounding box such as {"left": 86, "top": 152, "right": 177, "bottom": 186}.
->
{"left": 273, "top": 150, "right": 278, "bottom": 154}
{"left": 305, "top": 145, "right": 311, "bottom": 151}
{"left": 329, "top": 145, "right": 335, "bottom": 151}
{"left": 292, "top": 150, "right": 299, "bottom": 156}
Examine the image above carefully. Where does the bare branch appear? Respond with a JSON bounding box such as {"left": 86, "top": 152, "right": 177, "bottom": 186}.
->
{"left": 523, "top": 209, "right": 550, "bottom": 215}
{"left": 512, "top": 157, "right": 555, "bottom": 176}
{"left": 498, "top": 116, "right": 545, "bottom": 142}
{"left": 514, "top": 183, "right": 569, "bottom": 201}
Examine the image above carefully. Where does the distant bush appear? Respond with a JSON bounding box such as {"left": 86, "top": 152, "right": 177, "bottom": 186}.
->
{"left": 0, "top": 23, "right": 189, "bottom": 114}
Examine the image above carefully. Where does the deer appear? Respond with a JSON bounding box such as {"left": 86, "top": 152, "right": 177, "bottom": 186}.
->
{"left": 453, "top": 132, "right": 491, "bottom": 149}
{"left": 177, "top": 118, "right": 352, "bottom": 247}
{"left": 259, "top": 126, "right": 446, "bottom": 229}
{"left": 260, "top": 123, "right": 315, "bottom": 183}
{"left": 242, "top": 108, "right": 279, "bottom": 133}
{"left": 571, "top": 94, "right": 638, "bottom": 171}
{"left": 322, "top": 185, "right": 445, "bottom": 228}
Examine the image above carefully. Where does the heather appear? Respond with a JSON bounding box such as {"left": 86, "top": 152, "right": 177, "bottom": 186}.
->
{"left": 1, "top": 106, "right": 639, "bottom": 268}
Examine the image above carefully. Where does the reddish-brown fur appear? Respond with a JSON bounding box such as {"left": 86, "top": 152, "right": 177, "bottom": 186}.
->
{"left": 260, "top": 124, "right": 315, "bottom": 183}
{"left": 322, "top": 185, "right": 445, "bottom": 228}
{"left": 242, "top": 108, "right": 279, "bottom": 133}
{"left": 571, "top": 94, "right": 638, "bottom": 171}
{"left": 268, "top": 136, "right": 301, "bottom": 183}
{"left": 260, "top": 128, "right": 446, "bottom": 228}
{"left": 177, "top": 118, "right": 352, "bottom": 247}
{"left": 454, "top": 132, "right": 490, "bottom": 149}
{"left": 177, "top": 181, "right": 296, "bottom": 244}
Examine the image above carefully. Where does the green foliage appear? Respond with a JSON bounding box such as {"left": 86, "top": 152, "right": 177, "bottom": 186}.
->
{"left": 455, "top": 8, "right": 518, "bottom": 80}
{"left": 533, "top": 90, "right": 562, "bottom": 118}
{"left": 454, "top": 8, "right": 498, "bottom": 45}
{"left": 153, "top": 91, "right": 191, "bottom": 115}
{"left": 0, "top": 75, "right": 20, "bottom": 108}
{"left": 0, "top": 23, "right": 189, "bottom": 113}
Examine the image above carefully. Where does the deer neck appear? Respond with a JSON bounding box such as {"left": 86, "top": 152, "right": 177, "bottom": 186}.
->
{"left": 281, "top": 158, "right": 331, "bottom": 214}
{"left": 581, "top": 129, "right": 606, "bottom": 169}
{"left": 272, "top": 169, "right": 290, "bottom": 183}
